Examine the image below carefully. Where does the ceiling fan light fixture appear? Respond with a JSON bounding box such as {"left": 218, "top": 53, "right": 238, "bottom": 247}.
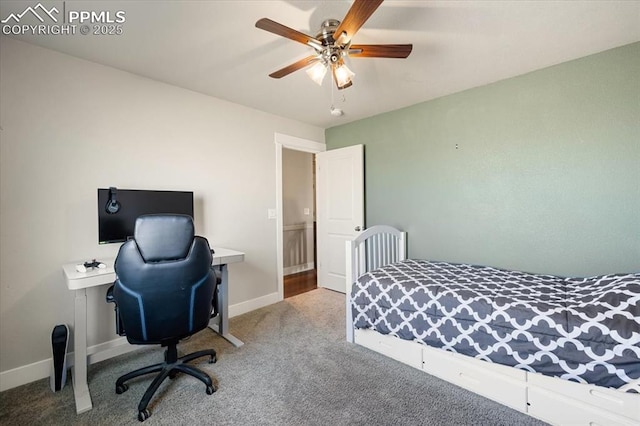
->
{"left": 256, "top": 0, "right": 412, "bottom": 90}
{"left": 306, "top": 61, "right": 328, "bottom": 86}
{"left": 333, "top": 62, "right": 355, "bottom": 89}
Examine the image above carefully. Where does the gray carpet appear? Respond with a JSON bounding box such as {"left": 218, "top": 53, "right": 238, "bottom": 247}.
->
{"left": 0, "top": 289, "right": 547, "bottom": 425}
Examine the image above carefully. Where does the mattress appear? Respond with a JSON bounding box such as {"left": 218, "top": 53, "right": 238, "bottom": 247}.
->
{"left": 351, "top": 259, "right": 640, "bottom": 389}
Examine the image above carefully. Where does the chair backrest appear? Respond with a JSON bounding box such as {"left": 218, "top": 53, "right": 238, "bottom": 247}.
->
{"left": 113, "top": 214, "right": 215, "bottom": 345}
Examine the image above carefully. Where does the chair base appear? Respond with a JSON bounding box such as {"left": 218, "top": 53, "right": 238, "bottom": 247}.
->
{"left": 115, "top": 343, "right": 217, "bottom": 422}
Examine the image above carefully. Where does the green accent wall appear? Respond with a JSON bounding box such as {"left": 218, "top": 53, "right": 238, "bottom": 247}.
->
{"left": 326, "top": 42, "right": 640, "bottom": 276}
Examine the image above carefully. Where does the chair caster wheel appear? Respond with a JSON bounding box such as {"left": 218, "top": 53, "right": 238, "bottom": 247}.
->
{"left": 206, "top": 385, "right": 216, "bottom": 395}
{"left": 138, "top": 409, "right": 151, "bottom": 422}
{"left": 116, "top": 383, "right": 129, "bottom": 394}
{"left": 209, "top": 354, "right": 217, "bottom": 364}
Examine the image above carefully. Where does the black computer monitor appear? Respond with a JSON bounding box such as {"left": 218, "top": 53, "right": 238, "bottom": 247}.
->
{"left": 97, "top": 188, "right": 194, "bottom": 244}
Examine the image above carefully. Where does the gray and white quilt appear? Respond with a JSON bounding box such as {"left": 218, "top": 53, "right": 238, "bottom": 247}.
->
{"left": 351, "top": 259, "right": 640, "bottom": 389}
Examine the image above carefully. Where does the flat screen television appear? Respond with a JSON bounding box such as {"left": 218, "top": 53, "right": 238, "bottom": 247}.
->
{"left": 97, "top": 188, "right": 194, "bottom": 244}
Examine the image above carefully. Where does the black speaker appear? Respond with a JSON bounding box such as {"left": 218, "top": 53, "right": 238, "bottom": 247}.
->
{"left": 105, "top": 186, "right": 121, "bottom": 214}
{"left": 50, "top": 324, "right": 68, "bottom": 392}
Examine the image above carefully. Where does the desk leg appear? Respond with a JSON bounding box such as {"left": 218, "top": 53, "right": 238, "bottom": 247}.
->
{"left": 71, "top": 288, "right": 93, "bottom": 413}
{"left": 208, "top": 264, "right": 244, "bottom": 347}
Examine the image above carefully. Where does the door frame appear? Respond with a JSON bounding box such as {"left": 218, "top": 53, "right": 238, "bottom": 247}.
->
{"left": 275, "top": 133, "right": 325, "bottom": 301}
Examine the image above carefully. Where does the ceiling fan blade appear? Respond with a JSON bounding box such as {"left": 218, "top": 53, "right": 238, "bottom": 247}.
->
{"left": 256, "top": 18, "right": 321, "bottom": 49}
{"left": 349, "top": 44, "right": 413, "bottom": 58}
{"left": 334, "top": 0, "right": 384, "bottom": 46}
{"left": 269, "top": 56, "right": 319, "bottom": 79}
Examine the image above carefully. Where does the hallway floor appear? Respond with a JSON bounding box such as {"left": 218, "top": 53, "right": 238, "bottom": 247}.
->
{"left": 284, "top": 269, "right": 317, "bottom": 298}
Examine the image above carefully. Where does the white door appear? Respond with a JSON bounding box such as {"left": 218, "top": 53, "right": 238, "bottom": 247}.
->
{"left": 316, "top": 145, "right": 364, "bottom": 293}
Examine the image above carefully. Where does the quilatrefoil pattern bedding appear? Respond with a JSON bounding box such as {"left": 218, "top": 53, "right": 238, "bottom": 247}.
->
{"left": 351, "top": 259, "right": 640, "bottom": 389}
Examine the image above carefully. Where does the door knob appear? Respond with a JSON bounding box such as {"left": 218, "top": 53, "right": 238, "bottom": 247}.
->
{"left": 354, "top": 226, "right": 362, "bottom": 232}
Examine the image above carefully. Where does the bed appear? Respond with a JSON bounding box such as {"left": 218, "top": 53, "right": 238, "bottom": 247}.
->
{"left": 345, "top": 225, "right": 640, "bottom": 426}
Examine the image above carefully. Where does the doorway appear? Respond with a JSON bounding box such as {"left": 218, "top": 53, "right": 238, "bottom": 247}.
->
{"left": 275, "top": 135, "right": 364, "bottom": 299}
{"left": 282, "top": 148, "right": 317, "bottom": 298}
{"left": 274, "top": 133, "right": 325, "bottom": 301}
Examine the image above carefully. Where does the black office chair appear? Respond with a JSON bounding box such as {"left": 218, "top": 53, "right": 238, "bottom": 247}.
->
{"left": 106, "top": 214, "right": 218, "bottom": 422}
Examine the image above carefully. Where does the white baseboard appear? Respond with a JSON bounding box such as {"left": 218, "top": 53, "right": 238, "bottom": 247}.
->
{"left": 228, "top": 291, "right": 280, "bottom": 317}
{"left": 0, "top": 293, "right": 280, "bottom": 392}
{"left": 283, "top": 263, "right": 315, "bottom": 276}
{"left": 0, "top": 336, "right": 140, "bottom": 392}
{"left": 0, "top": 358, "right": 52, "bottom": 392}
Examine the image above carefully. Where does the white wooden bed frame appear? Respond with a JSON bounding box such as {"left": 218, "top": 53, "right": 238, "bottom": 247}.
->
{"left": 345, "top": 225, "right": 640, "bottom": 426}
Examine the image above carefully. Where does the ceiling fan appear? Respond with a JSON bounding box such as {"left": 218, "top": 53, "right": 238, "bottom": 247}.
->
{"left": 255, "top": 0, "right": 412, "bottom": 90}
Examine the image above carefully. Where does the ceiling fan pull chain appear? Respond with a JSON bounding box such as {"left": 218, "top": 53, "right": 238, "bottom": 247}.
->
{"left": 330, "top": 80, "right": 335, "bottom": 109}
{"left": 329, "top": 81, "right": 345, "bottom": 117}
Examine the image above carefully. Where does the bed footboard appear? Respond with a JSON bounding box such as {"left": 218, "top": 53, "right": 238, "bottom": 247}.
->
{"left": 345, "top": 225, "right": 406, "bottom": 342}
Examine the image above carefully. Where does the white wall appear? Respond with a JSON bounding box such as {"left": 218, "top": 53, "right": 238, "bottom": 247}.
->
{"left": 0, "top": 37, "right": 324, "bottom": 376}
{"left": 282, "top": 149, "right": 315, "bottom": 274}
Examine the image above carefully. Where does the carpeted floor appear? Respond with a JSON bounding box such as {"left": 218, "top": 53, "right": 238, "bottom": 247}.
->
{"left": 0, "top": 289, "right": 547, "bottom": 425}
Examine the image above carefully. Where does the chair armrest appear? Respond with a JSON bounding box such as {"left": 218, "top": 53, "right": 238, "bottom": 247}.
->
{"left": 211, "top": 267, "right": 222, "bottom": 285}
{"left": 210, "top": 268, "right": 221, "bottom": 318}
{"left": 106, "top": 284, "right": 115, "bottom": 303}
{"left": 105, "top": 283, "right": 125, "bottom": 336}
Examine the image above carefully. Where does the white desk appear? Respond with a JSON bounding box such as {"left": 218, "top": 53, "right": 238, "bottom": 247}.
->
{"left": 62, "top": 247, "right": 244, "bottom": 414}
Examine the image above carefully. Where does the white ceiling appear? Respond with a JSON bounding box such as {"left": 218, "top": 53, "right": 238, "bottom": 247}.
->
{"left": 1, "top": 1, "right": 639, "bottom": 128}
